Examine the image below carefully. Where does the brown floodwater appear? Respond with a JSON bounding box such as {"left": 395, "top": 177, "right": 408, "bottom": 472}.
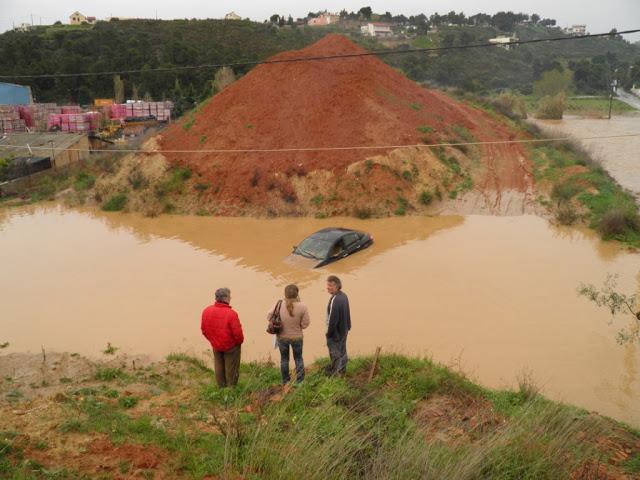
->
{"left": 1, "top": 205, "right": 639, "bottom": 425}
{"left": 533, "top": 114, "right": 640, "bottom": 198}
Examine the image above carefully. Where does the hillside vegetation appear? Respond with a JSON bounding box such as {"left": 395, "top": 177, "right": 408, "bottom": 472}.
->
{"left": 1, "top": 19, "right": 638, "bottom": 107}
{"left": 1, "top": 352, "right": 639, "bottom": 479}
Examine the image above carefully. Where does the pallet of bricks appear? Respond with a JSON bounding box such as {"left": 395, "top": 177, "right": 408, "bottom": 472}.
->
{"left": 47, "top": 111, "right": 102, "bottom": 133}
{"left": 110, "top": 101, "right": 172, "bottom": 122}
{"left": 0, "top": 105, "right": 27, "bottom": 134}
{"left": 18, "top": 104, "right": 61, "bottom": 132}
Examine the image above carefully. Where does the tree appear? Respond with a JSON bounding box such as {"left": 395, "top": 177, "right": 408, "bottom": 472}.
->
{"left": 213, "top": 67, "right": 236, "bottom": 94}
{"left": 113, "top": 75, "right": 124, "bottom": 104}
{"left": 533, "top": 68, "right": 574, "bottom": 97}
{"left": 358, "top": 7, "right": 372, "bottom": 20}
{"left": 578, "top": 275, "right": 640, "bottom": 344}
{"left": 270, "top": 14, "right": 280, "bottom": 24}
{"left": 531, "top": 13, "right": 540, "bottom": 24}
{"left": 539, "top": 18, "right": 556, "bottom": 27}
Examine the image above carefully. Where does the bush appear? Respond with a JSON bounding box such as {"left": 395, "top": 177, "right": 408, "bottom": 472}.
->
{"left": 556, "top": 206, "right": 579, "bottom": 225}
{"left": 598, "top": 209, "right": 640, "bottom": 239}
{"left": 492, "top": 92, "right": 528, "bottom": 120}
{"left": 551, "top": 179, "right": 582, "bottom": 205}
{"left": 74, "top": 172, "right": 96, "bottom": 191}
{"left": 127, "top": 169, "right": 147, "bottom": 190}
{"left": 419, "top": 190, "right": 433, "bottom": 205}
{"left": 535, "top": 93, "right": 566, "bottom": 120}
{"left": 352, "top": 207, "right": 373, "bottom": 219}
{"left": 102, "top": 193, "right": 128, "bottom": 211}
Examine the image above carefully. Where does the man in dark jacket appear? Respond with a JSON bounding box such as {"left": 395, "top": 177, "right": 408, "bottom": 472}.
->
{"left": 201, "top": 287, "right": 244, "bottom": 387}
{"left": 325, "top": 275, "right": 351, "bottom": 375}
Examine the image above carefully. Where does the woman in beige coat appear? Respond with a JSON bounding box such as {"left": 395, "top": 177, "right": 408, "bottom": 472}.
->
{"left": 267, "top": 284, "right": 311, "bottom": 384}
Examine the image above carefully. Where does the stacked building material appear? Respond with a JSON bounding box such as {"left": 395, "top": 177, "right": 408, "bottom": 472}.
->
{"left": 110, "top": 101, "right": 172, "bottom": 121}
{"left": 47, "top": 112, "right": 103, "bottom": 133}
{"left": 18, "top": 104, "right": 62, "bottom": 131}
{"left": 61, "top": 105, "right": 82, "bottom": 114}
{"left": 0, "top": 105, "right": 27, "bottom": 133}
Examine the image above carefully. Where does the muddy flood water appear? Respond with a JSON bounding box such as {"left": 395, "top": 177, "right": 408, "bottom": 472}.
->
{"left": 534, "top": 114, "right": 640, "bottom": 199}
{"left": 1, "top": 205, "right": 639, "bottom": 426}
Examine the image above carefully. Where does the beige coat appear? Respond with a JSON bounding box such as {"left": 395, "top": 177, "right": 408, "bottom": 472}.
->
{"left": 267, "top": 300, "right": 311, "bottom": 340}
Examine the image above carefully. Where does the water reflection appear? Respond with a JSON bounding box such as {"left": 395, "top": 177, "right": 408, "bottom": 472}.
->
{"left": 79, "top": 208, "right": 466, "bottom": 286}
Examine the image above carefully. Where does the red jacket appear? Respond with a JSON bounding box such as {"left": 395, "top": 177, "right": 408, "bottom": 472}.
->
{"left": 201, "top": 302, "right": 244, "bottom": 352}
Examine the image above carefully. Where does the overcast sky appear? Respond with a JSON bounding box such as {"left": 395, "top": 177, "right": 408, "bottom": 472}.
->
{"left": 3, "top": 0, "right": 639, "bottom": 41}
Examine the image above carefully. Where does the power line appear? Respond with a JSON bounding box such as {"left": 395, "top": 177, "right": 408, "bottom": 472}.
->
{"left": 1, "top": 132, "right": 638, "bottom": 155}
{"left": 1, "top": 28, "right": 638, "bottom": 80}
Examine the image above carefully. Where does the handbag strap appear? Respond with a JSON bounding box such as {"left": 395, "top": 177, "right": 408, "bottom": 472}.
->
{"left": 271, "top": 300, "right": 283, "bottom": 321}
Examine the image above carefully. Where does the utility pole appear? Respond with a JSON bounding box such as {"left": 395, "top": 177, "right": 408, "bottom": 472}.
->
{"left": 608, "top": 68, "right": 618, "bottom": 120}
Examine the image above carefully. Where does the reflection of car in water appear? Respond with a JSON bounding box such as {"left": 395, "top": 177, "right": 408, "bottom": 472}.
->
{"left": 292, "top": 228, "right": 374, "bottom": 268}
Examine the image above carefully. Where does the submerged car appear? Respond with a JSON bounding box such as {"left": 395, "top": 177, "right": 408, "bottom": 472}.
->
{"left": 292, "top": 228, "right": 374, "bottom": 268}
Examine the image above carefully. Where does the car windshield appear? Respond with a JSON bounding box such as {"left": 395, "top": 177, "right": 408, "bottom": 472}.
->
{"left": 295, "top": 236, "right": 334, "bottom": 260}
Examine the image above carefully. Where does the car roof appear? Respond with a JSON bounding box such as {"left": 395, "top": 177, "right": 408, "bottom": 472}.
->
{"left": 308, "top": 228, "right": 361, "bottom": 242}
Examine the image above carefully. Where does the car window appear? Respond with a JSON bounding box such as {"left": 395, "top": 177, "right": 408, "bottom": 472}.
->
{"left": 329, "top": 239, "right": 346, "bottom": 257}
{"left": 295, "top": 237, "right": 333, "bottom": 260}
{"left": 343, "top": 233, "right": 360, "bottom": 248}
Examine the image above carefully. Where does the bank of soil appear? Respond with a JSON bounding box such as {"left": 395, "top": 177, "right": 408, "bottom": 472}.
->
{"left": 1, "top": 352, "right": 640, "bottom": 479}
{"left": 153, "top": 34, "right": 536, "bottom": 217}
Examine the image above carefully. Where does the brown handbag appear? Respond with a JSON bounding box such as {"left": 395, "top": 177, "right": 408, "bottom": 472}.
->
{"left": 267, "top": 300, "right": 283, "bottom": 335}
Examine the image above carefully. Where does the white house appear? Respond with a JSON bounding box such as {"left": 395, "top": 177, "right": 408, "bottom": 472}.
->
{"left": 308, "top": 12, "right": 340, "bottom": 26}
{"left": 361, "top": 22, "right": 393, "bottom": 37}
{"left": 488, "top": 35, "right": 518, "bottom": 50}
{"left": 14, "top": 23, "right": 32, "bottom": 32}
{"left": 565, "top": 25, "right": 587, "bottom": 36}
{"left": 225, "top": 12, "right": 242, "bottom": 21}
{"left": 69, "top": 12, "right": 96, "bottom": 25}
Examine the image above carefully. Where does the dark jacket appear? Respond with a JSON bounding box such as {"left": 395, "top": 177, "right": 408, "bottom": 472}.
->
{"left": 201, "top": 302, "right": 244, "bottom": 352}
{"left": 327, "top": 291, "right": 351, "bottom": 341}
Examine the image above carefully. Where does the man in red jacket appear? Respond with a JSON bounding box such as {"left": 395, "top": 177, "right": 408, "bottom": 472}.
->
{"left": 201, "top": 287, "right": 244, "bottom": 387}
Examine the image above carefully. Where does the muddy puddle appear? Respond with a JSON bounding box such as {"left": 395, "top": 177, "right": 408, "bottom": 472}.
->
{"left": 533, "top": 114, "right": 640, "bottom": 198}
{"left": 1, "top": 205, "right": 639, "bottom": 426}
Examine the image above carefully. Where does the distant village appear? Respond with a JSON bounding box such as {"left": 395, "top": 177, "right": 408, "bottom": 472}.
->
{"left": 11, "top": 9, "right": 589, "bottom": 41}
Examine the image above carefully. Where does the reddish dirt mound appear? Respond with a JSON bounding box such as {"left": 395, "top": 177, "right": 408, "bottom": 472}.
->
{"left": 160, "top": 34, "right": 532, "bottom": 214}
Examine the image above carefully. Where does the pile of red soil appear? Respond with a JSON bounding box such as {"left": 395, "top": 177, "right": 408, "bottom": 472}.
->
{"left": 160, "top": 34, "right": 531, "bottom": 211}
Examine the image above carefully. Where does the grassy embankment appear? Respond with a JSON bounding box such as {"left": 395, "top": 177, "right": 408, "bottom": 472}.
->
{"left": 456, "top": 91, "right": 640, "bottom": 248}
{"left": 524, "top": 96, "right": 636, "bottom": 117}
{"left": 1, "top": 353, "right": 640, "bottom": 479}
{"left": 530, "top": 140, "right": 640, "bottom": 247}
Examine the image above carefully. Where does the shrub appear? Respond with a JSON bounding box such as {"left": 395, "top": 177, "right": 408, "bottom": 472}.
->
{"left": 556, "top": 206, "right": 579, "bottom": 225}
{"left": 535, "top": 93, "right": 566, "bottom": 120}
{"left": 74, "top": 172, "right": 95, "bottom": 190}
{"left": 598, "top": 209, "right": 640, "bottom": 239}
{"left": 310, "top": 194, "right": 324, "bottom": 207}
{"left": 551, "top": 179, "right": 582, "bottom": 205}
{"left": 394, "top": 196, "right": 409, "bottom": 216}
{"left": 492, "top": 92, "right": 528, "bottom": 119}
{"left": 102, "top": 193, "right": 127, "bottom": 211}
{"left": 156, "top": 167, "right": 192, "bottom": 196}
{"left": 419, "top": 190, "right": 433, "bottom": 205}
{"left": 352, "top": 207, "right": 373, "bottom": 219}
{"left": 127, "top": 169, "right": 147, "bottom": 190}
{"left": 118, "top": 396, "right": 139, "bottom": 409}
{"left": 364, "top": 160, "right": 374, "bottom": 174}
{"left": 416, "top": 125, "right": 433, "bottom": 134}
{"left": 402, "top": 170, "right": 413, "bottom": 181}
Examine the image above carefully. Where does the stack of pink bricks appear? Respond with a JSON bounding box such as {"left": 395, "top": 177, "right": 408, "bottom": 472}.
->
{"left": 110, "top": 101, "right": 172, "bottom": 121}
{"left": 0, "top": 105, "right": 27, "bottom": 133}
